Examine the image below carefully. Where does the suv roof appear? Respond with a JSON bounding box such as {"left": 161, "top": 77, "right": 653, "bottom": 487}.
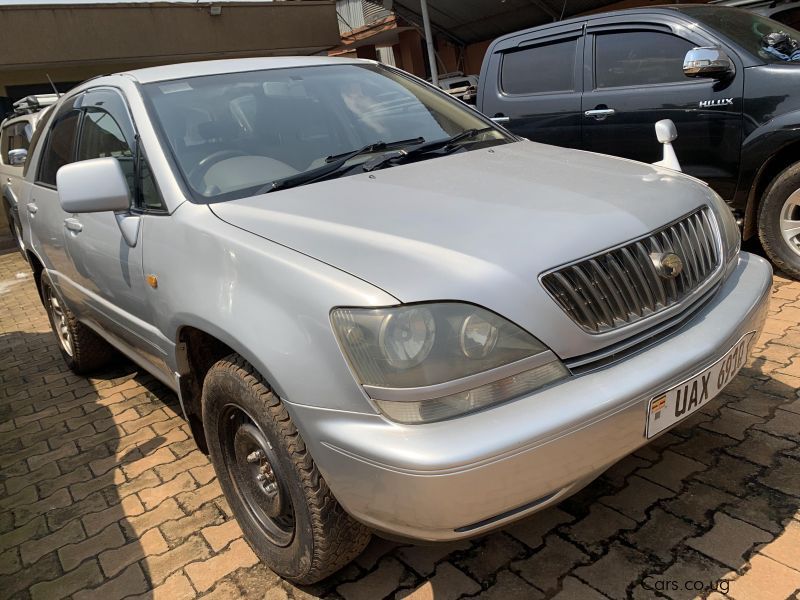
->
{"left": 122, "top": 56, "right": 369, "bottom": 85}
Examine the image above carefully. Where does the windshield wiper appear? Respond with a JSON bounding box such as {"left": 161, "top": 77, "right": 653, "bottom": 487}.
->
{"left": 361, "top": 127, "right": 497, "bottom": 173}
{"left": 255, "top": 137, "right": 425, "bottom": 194}
{"left": 406, "top": 127, "right": 496, "bottom": 156}
{"left": 324, "top": 137, "right": 423, "bottom": 163}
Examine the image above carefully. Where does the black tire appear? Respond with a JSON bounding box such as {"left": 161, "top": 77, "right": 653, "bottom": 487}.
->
{"left": 201, "top": 354, "right": 371, "bottom": 584}
{"left": 758, "top": 162, "right": 800, "bottom": 279}
{"left": 40, "top": 270, "right": 116, "bottom": 374}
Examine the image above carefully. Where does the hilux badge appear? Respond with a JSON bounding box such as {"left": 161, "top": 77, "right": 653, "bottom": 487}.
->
{"left": 650, "top": 252, "right": 684, "bottom": 279}
{"left": 699, "top": 98, "right": 733, "bottom": 108}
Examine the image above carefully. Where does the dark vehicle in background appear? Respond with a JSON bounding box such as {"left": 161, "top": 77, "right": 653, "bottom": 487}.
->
{"left": 477, "top": 6, "right": 800, "bottom": 278}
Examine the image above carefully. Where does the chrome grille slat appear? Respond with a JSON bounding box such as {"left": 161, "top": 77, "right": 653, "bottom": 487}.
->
{"left": 619, "top": 246, "right": 656, "bottom": 310}
{"left": 605, "top": 254, "right": 643, "bottom": 317}
{"left": 542, "top": 208, "right": 721, "bottom": 333}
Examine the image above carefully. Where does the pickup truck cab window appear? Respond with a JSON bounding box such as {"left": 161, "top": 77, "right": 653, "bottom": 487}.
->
{"left": 501, "top": 38, "right": 578, "bottom": 95}
{"left": 594, "top": 31, "right": 696, "bottom": 88}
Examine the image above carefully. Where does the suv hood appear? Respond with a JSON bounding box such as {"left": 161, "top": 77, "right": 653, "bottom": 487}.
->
{"left": 210, "top": 141, "right": 719, "bottom": 358}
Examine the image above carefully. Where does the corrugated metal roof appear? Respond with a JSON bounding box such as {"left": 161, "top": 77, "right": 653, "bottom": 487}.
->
{"left": 389, "top": 0, "right": 632, "bottom": 44}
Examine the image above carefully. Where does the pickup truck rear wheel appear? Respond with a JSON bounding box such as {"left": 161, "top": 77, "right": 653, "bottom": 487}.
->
{"left": 201, "top": 354, "right": 371, "bottom": 584}
{"left": 759, "top": 163, "right": 800, "bottom": 279}
{"left": 40, "top": 271, "right": 116, "bottom": 374}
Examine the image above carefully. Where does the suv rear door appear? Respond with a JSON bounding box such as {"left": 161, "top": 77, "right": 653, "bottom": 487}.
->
{"left": 480, "top": 22, "right": 585, "bottom": 148}
{"left": 582, "top": 16, "right": 744, "bottom": 199}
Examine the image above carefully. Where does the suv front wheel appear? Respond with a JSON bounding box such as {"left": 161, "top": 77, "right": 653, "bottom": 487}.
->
{"left": 201, "top": 354, "right": 371, "bottom": 584}
{"left": 759, "top": 163, "right": 800, "bottom": 279}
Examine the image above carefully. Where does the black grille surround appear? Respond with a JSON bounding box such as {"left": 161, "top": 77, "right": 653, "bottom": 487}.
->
{"left": 541, "top": 208, "right": 722, "bottom": 334}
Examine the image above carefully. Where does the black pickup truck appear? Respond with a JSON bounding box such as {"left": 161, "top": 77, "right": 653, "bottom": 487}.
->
{"left": 477, "top": 5, "right": 800, "bottom": 278}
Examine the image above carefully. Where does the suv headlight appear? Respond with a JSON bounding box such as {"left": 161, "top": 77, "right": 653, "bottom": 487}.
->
{"left": 331, "top": 303, "right": 568, "bottom": 423}
{"left": 709, "top": 191, "right": 740, "bottom": 264}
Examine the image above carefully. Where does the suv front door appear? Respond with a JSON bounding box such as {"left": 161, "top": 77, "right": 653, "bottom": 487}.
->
{"left": 582, "top": 19, "right": 744, "bottom": 199}
{"left": 58, "top": 88, "right": 169, "bottom": 375}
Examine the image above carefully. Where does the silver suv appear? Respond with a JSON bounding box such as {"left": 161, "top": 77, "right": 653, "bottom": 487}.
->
{"left": 19, "top": 57, "right": 772, "bottom": 584}
{"left": 1, "top": 94, "right": 57, "bottom": 254}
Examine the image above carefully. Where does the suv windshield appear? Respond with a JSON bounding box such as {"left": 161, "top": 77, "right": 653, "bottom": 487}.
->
{"left": 143, "top": 63, "right": 508, "bottom": 201}
{"left": 681, "top": 6, "right": 800, "bottom": 63}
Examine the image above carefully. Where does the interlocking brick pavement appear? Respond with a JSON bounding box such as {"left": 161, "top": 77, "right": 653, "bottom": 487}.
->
{"left": 1, "top": 247, "right": 799, "bottom": 600}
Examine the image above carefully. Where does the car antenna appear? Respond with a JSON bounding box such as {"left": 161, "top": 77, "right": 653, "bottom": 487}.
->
{"left": 46, "top": 73, "right": 61, "bottom": 97}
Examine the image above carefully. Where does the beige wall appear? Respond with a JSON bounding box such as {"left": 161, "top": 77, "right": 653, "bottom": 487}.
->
{"left": 0, "top": 1, "right": 339, "bottom": 96}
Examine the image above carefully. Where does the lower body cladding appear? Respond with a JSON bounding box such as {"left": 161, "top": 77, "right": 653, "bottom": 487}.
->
{"left": 285, "top": 253, "right": 772, "bottom": 542}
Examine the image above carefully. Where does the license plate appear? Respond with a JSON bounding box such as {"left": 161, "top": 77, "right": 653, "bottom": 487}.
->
{"left": 646, "top": 332, "right": 755, "bottom": 438}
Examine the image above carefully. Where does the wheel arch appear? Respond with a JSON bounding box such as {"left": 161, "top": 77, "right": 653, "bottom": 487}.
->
{"left": 743, "top": 139, "right": 800, "bottom": 240}
{"left": 174, "top": 324, "right": 288, "bottom": 454}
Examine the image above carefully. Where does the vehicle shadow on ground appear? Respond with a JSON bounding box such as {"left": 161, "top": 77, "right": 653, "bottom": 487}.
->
{"left": 0, "top": 329, "right": 184, "bottom": 599}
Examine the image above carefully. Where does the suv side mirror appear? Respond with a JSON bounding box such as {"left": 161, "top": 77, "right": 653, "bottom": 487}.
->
{"left": 56, "top": 157, "right": 130, "bottom": 213}
{"left": 683, "top": 47, "right": 735, "bottom": 79}
{"left": 7, "top": 148, "right": 27, "bottom": 166}
{"left": 653, "top": 119, "right": 681, "bottom": 172}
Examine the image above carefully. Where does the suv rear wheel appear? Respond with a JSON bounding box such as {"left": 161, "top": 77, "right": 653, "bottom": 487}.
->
{"left": 40, "top": 270, "right": 116, "bottom": 373}
{"left": 759, "top": 162, "right": 800, "bottom": 279}
{"left": 201, "top": 354, "right": 371, "bottom": 584}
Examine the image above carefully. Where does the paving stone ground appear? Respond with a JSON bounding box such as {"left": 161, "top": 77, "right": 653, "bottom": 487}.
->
{"left": 1, "top": 248, "right": 799, "bottom": 600}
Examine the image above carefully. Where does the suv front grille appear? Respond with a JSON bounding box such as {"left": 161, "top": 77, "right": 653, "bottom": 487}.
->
{"left": 541, "top": 208, "right": 721, "bottom": 334}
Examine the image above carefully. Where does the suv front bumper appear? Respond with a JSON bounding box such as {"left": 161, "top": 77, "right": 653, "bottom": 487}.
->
{"left": 286, "top": 252, "right": 772, "bottom": 541}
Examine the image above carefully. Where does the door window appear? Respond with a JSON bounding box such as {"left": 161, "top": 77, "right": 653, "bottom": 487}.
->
{"left": 78, "top": 108, "right": 136, "bottom": 197}
{"left": 594, "top": 31, "right": 695, "bottom": 88}
{"left": 501, "top": 38, "right": 578, "bottom": 95}
{"left": 37, "top": 108, "right": 80, "bottom": 187}
{"left": 78, "top": 89, "right": 165, "bottom": 211}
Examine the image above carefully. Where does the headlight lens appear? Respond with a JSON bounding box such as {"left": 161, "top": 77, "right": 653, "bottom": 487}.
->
{"left": 460, "top": 314, "right": 499, "bottom": 359}
{"left": 709, "top": 191, "right": 740, "bottom": 263}
{"left": 331, "top": 303, "right": 568, "bottom": 423}
{"left": 379, "top": 306, "right": 435, "bottom": 368}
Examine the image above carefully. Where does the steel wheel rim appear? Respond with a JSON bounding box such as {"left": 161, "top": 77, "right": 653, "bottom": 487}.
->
{"left": 780, "top": 189, "right": 800, "bottom": 257}
{"left": 220, "top": 404, "right": 295, "bottom": 547}
{"left": 45, "top": 286, "right": 73, "bottom": 356}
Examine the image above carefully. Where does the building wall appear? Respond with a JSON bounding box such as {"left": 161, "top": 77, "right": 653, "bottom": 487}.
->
{"left": 0, "top": 1, "right": 340, "bottom": 99}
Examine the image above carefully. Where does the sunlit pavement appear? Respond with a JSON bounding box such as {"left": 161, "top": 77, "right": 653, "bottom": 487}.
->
{"left": 1, "top": 248, "right": 799, "bottom": 600}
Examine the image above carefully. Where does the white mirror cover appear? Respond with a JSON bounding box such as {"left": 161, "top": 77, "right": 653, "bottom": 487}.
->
{"left": 56, "top": 157, "right": 130, "bottom": 213}
{"left": 655, "top": 119, "right": 678, "bottom": 144}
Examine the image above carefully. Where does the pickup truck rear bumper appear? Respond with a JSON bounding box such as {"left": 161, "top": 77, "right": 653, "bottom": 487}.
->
{"left": 286, "top": 252, "right": 772, "bottom": 541}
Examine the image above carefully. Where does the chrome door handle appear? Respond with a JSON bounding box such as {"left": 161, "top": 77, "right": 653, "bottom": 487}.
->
{"left": 491, "top": 116, "right": 510, "bottom": 124}
{"left": 27, "top": 203, "right": 38, "bottom": 214}
{"left": 64, "top": 218, "right": 83, "bottom": 233}
{"left": 584, "top": 108, "right": 616, "bottom": 118}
